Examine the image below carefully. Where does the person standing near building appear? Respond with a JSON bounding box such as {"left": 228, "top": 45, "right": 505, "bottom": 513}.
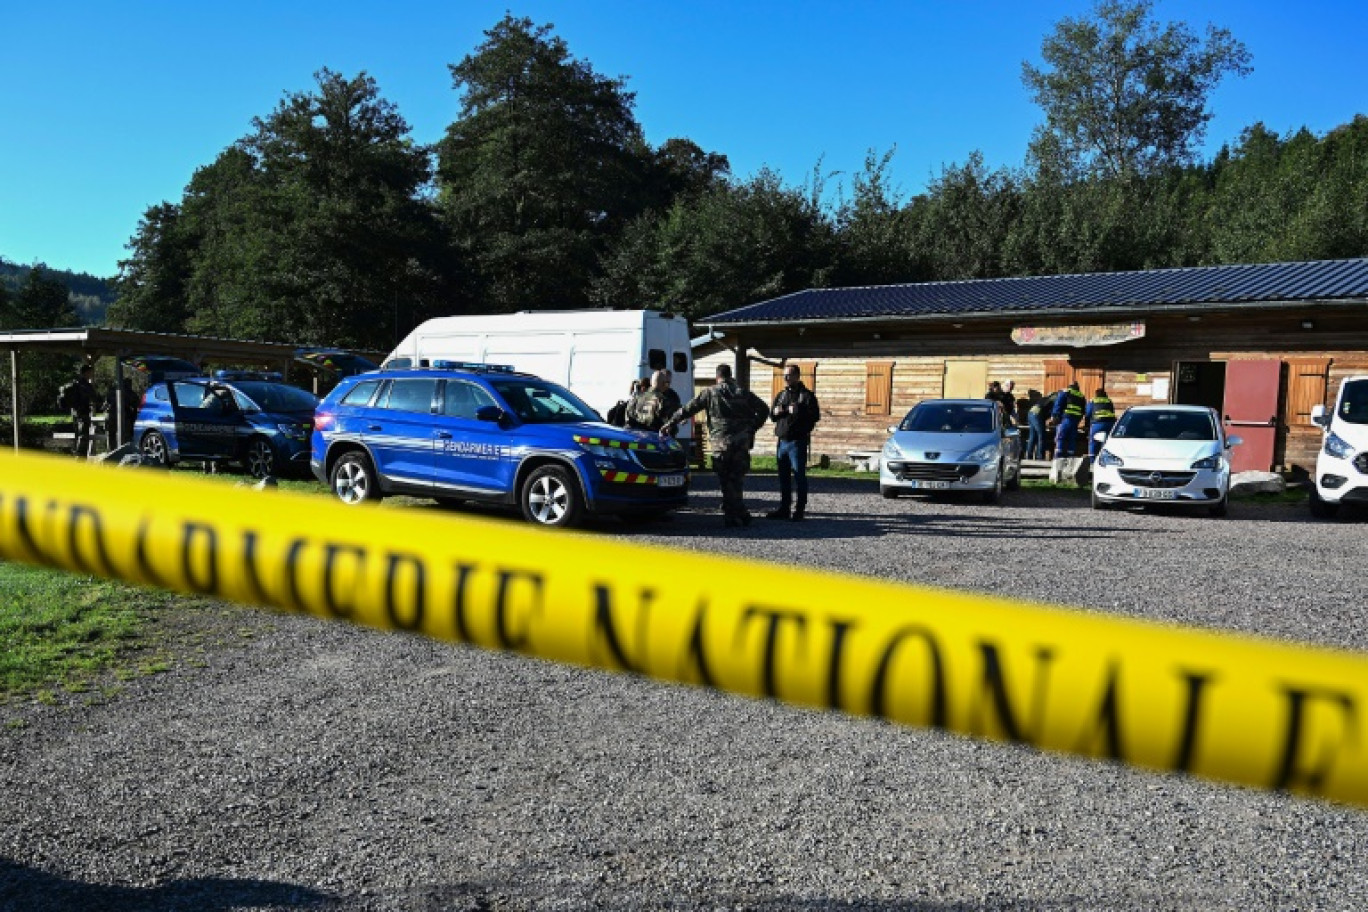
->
{"left": 626, "top": 370, "right": 673, "bottom": 432}
{"left": 1085, "top": 387, "right": 1117, "bottom": 459}
{"left": 1052, "top": 381, "right": 1087, "bottom": 459}
{"left": 662, "top": 363, "right": 769, "bottom": 529}
{"left": 62, "top": 363, "right": 99, "bottom": 460}
{"left": 766, "top": 364, "right": 821, "bottom": 521}
{"left": 1025, "top": 391, "right": 1048, "bottom": 460}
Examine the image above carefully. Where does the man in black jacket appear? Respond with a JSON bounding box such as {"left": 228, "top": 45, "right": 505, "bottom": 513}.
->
{"left": 766, "top": 364, "right": 821, "bottom": 521}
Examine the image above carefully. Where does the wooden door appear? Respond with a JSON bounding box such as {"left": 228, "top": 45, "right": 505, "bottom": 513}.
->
{"left": 1223, "top": 360, "right": 1281, "bottom": 473}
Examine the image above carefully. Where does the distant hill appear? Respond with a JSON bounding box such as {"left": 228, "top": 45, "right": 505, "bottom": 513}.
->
{"left": 0, "top": 259, "right": 115, "bottom": 326}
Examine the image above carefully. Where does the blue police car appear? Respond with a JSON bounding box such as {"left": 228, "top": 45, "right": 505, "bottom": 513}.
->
{"left": 310, "top": 362, "right": 689, "bottom": 527}
{"left": 135, "top": 371, "right": 320, "bottom": 478}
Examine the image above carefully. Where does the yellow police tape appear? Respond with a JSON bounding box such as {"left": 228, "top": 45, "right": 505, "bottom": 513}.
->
{"left": 5, "top": 449, "right": 1367, "bottom": 806}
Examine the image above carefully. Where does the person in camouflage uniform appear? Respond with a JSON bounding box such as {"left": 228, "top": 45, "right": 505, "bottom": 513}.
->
{"left": 662, "top": 363, "right": 769, "bottom": 528}
{"left": 625, "top": 370, "right": 676, "bottom": 431}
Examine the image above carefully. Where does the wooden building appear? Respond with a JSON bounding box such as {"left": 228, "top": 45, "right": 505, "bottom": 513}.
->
{"left": 693, "top": 258, "right": 1368, "bottom": 476}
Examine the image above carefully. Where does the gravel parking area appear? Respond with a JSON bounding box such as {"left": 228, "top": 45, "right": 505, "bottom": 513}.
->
{"left": 3, "top": 474, "right": 1367, "bottom": 911}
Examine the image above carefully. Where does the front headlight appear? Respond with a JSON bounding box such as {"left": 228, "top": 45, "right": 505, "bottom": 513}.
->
{"left": 1190, "top": 454, "right": 1222, "bottom": 470}
{"left": 1324, "top": 432, "right": 1356, "bottom": 460}
{"left": 1097, "top": 449, "right": 1123, "bottom": 468}
{"left": 276, "top": 423, "right": 308, "bottom": 440}
{"left": 578, "top": 441, "right": 620, "bottom": 459}
{"left": 882, "top": 438, "right": 903, "bottom": 458}
{"left": 964, "top": 442, "right": 999, "bottom": 463}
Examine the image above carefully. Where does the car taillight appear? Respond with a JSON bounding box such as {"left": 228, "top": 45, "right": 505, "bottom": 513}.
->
{"left": 314, "top": 413, "right": 335, "bottom": 431}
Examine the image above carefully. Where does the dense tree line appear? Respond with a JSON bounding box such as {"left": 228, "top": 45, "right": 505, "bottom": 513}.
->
{"left": 0, "top": 260, "right": 114, "bottom": 325}
{"left": 106, "top": 5, "right": 1367, "bottom": 353}
{"left": 0, "top": 265, "right": 80, "bottom": 414}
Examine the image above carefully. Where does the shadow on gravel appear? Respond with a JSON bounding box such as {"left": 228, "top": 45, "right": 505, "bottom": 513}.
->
{"left": 0, "top": 857, "right": 333, "bottom": 911}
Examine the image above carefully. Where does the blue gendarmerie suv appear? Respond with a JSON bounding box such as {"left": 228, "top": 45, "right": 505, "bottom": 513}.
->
{"left": 310, "top": 362, "right": 689, "bottom": 527}
{"left": 135, "top": 371, "right": 319, "bottom": 478}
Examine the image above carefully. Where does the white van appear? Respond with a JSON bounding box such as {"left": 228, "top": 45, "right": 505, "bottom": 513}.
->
{"left": 383, "top": 309, "right": 694, "bottom": 439}
{"left": 1309, "top": 375, "right": 1368, "bottom": 518}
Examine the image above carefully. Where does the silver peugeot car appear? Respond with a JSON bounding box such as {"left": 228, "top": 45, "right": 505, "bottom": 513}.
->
{"left": 879, "top": 399, "right": 1022, "bottom": 503}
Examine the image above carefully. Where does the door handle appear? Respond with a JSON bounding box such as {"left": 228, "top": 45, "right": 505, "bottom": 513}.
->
{"left": 437, "top": 432, "right": 452, "bottom": 439}
{"left": 367, "top": 424, "right": 382, "bottom": 431}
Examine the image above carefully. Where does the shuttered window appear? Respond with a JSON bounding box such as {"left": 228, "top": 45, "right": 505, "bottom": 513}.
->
{"left": 1286, "top": 358, "right": 1332, "bottom": 426}
{"left": 1043, "top": 359, "right": 1070, "bottom": 394}
{"left": 865, "top": 362, "right": 894, "bottom": 416}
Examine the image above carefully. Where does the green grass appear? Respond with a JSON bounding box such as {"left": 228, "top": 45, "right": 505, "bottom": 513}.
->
{"left": 0, "top": 563, "right": 177, "bottom": 701}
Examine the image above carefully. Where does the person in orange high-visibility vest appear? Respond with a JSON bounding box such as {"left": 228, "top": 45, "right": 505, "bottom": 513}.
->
{"left": 1085, "top": 388, "right": 1117, "bottom": 459}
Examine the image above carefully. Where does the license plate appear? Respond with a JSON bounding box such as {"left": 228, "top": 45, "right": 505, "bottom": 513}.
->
{"left": 907, "top": 480, "right": 951, "bottom": 490}
{"left": 657, "top": 474, "right": 685, "bottom": 488}
{"left": 1136, "top": 488, "right": 1176, "bottom": 500}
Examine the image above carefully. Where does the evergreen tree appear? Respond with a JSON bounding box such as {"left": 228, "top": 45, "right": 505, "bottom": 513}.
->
{"left": 437, "top": 15, "right": 651, "bottom": 312}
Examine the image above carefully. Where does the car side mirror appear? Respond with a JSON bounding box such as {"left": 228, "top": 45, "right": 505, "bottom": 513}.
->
{"left": 1093, "top": 431, "right": 1108, "bottom": 442}
{"left": 475, "top": 405, "right": 505, "bottom": 423}
{"left": 1310, "top": 404, "right": 1328, "bottom": 427}
{"left": 886, "top": 425, "right": 898, "bottom": 434}
{"left": 1226, "top": 435, "right": 1244, "bottom": 448}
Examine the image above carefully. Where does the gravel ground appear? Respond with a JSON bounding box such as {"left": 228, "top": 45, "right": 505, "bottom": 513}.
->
{"left": 3, "top": 474, "right": 1368, "bottom": 911}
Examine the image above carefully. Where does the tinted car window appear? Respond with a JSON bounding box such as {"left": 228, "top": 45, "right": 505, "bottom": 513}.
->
{"left": 379, "top": 379, "right": 437, "bottom": 413}
{"left": 648, "top": 349, "right": 666, "bottom": 370}
{"left": 1113, "top": 410, "right": 1215, "bottom": 440}
{"left": 901, "top": 403, "right": 996, "bottom": 434}
{"left": 1339, "top": 379, "right": 1368, "bottom": 424}
{"left": 341, "top": 379, "right": 381, "bottom": 406}
{"left": 442, "top": 380, "right": 497, "bottom": 419}
{"left": 232, "top": 382, "right": 319, "bottom": 413}
{"left": 673, "top": 352, "right": 689, "bottom": 373}
{"left": 489, "top": 379, "right": 597, "bottom": 424}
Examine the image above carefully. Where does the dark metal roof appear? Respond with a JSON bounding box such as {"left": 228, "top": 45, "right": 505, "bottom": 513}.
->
{"left": 703, "top": 258, "right": 1368, "bottom": 326}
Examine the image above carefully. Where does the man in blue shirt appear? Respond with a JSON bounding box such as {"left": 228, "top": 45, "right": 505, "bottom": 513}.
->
{"left": 1052, "top": 381, "right": 1087, "bottom": 459}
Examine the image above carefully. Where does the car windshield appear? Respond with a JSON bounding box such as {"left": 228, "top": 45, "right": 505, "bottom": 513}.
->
{"left": 900, "top": 403, "right": 996, "bottom": 434}
{"left": 489, "top": 379, "right": 598, "bottom": 424}
{"left": 232, "top": 382, "right": 320, "bottom": 413}
{"left": 1111, "top": 410, "right": 1216, "bottom": 441}
{"left": 1337, "top": 379, "right": 1368, "bottom": 425}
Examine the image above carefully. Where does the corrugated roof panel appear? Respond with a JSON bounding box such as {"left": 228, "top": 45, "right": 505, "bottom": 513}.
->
{"left": 704, "top": 258, "right": 1368, "bottom": 324}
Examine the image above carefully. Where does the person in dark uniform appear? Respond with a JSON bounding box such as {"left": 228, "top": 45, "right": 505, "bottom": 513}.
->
{"left": 1052, "top": 381, "right": 1087, "bottom": 459}
{"left": 662, "top": 363, "right": 769, "bottom": 528}
{"left": 67, "top": 364, "right": 98, "bottom": 459}
{"left": 766, "top": 364, "right": 821, "bottom": 521}
{"left": 1085, "top": 387, "right": 1118, "bottom": 459}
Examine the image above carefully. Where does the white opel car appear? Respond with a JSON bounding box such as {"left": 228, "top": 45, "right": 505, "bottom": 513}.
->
{"left": 880, "top": 399, "right": 1021, "bottom": 503}
{"left": 1090, "top": 405, "right": 1242, "bottom": 517}
{"left": 1309, "top": 375, "right": 1368, "bottom": 519}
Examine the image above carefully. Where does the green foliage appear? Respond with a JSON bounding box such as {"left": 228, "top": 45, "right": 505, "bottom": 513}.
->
{"left": 1022, "top": 0, "right": 1251, "bottom": 179}
{"left": 112, "top": 69, "right": 453, "bottom": 350}
{"left": 437, "top": 15, "right": 654, "bottom": 313}
{"left": 87, "top": 9, "right": 1364, "bottom": 343}
{"left": 0, "top": 267, "right": 81, "bottom": 414}
{"left": 0, "top": 259, "right": 114, "bottom": 325}
{"left": 591, "top": 169, "right": 837, "bottom": 320}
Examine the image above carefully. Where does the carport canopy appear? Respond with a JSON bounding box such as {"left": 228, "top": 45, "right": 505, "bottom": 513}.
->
{"left": 2, "top": 326, "right": 308, "bottom": 450}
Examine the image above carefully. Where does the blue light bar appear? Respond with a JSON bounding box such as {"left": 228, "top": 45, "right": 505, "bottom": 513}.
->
{"left": 428, "top": 360, "right": 516, "bottom": 373}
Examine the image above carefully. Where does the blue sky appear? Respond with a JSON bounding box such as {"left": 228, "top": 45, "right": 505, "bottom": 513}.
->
{"left": 2, "top": 1, "right": 1364, "bottom": 279}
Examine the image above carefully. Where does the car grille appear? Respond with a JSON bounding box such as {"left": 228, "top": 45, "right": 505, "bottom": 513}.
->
{"left": 1118, "top": 470, "right": 1196, "bottom": 488}
{"left": 886, "top": 461, "right": 980, "bottom": 482}
{"left": 633, "top": 449, "right": 688, "bottom": 472}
